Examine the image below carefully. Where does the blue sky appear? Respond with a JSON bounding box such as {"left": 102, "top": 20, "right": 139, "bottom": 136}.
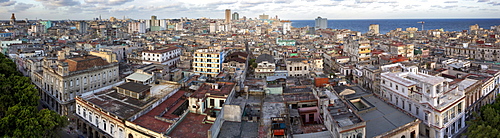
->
{"left": 1, "top": 0, "right": 500, "bottom": 20}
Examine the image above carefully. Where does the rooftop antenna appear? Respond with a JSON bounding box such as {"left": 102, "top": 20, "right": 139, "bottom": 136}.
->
{"left": 417, "top": 21, "right": 425, "bottom": 31}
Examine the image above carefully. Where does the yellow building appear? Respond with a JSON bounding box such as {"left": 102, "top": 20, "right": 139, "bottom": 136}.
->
{"left": 193, "top": 47, "right": 226, "bottom": 77}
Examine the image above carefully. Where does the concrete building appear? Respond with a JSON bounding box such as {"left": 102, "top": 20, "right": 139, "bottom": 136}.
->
{"left": 343, "top": 37, "right": 371, "bottom": 62}
{"left": 281, "top": 20, "right": 291, "bottom": 35}
{"left": 75, "top": 81, "right": 181, "bottom": 138}
{"left": 232, "top": 12, "right": 239, "bottom": 21}
{"left": 225, "top": 9, "right": 231, "bottom": 23}
{"left": 255, "top": 54, "right": 276, "bottom": 78}
{"left": 193, "top": 46, "right": 226, "bottom": 77}
{"left": 77, "top": 21, "right": 88, "bottom": 34}
{"left": 286, "top": 58, "right": 309, "bottom": 77}
{"left": 259, "top": 14, "right": 269, "bottom": 20}
{"left": 128, "top": 21, "right": 146, "bottom": 34}
{"left": 368, "top": 24, "right": 379, "bottom": 35}
{"left": 141, "top": 47, "right": 181, "bottom": 66}
{"left": 315, "top": 16, "right": 327, "bottom": 30}
{"left": 380, "top": 68, "right": 466, "bottom": 138}
{"left": 34, "top": 54, "right": 120, "bottom": 116}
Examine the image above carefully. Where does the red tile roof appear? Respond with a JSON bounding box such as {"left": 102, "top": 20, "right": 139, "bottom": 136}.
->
{"left": 132, "top": 90, "right": 187, "bottom": 133}
{"left": 65, "top": 55, "right": 110, "bottom": 72}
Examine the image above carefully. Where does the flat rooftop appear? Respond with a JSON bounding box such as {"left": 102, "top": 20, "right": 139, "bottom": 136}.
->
{"left": 167, "top": 113, "right": 212, "bottom": 138}
{"left": 82, "top": 89, "right": 158, "bottom": 119}
{"left": 218, "top": 121, "right": 259, "bottom": 138}
{"left": 359, "top": 95, "right": 416, "bottom": 138}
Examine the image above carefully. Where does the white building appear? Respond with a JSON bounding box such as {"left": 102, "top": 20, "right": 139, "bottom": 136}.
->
{"left": 380, "top": 67, "right": 466, "bottom": 138}
{"left": 193, "top": 47, "right": 226, "bottom": 77}
{"left": 128, "top": 21, "right": 146, "bottom": 34}
{"left": 315, "top": 16, "right": 327, "bottom": 30}
{"left": 141, "top": 47, "right": 181, "bottom": 66}
{"left": 286, "top": 58, "right": 310, "bottom": 77}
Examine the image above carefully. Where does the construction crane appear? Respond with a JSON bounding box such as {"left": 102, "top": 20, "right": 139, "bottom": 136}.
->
{"left": 417, "top": 21, "right": 425, "bottom": 31}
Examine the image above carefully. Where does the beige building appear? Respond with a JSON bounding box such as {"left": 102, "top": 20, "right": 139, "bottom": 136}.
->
{"left": 286, "top": 58, "right": 310, "bottom": 77}
{"left": 34, "top": 54, "right": 120, "bottom": 116}
{"left": 89, "top": 51, "right": 118, "bottom": 63}
{"left": 193, "top": 47, "right": 226, "bottom": 77}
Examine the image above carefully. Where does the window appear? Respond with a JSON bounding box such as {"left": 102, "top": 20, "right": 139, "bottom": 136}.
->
{"left": 103, "top": 120, "right": 107, "bottom": 130}
{"left": 402, "top": 100, "right": 405, "bottom": 109}
{"left": 210, "top": 99, "right": 215, "bottom": 107}
{"left": 83, "top": 109, "right": 87, "bottom": 118}
{"left": 416, "top": 107, "right": 419, "bottom": 116}
{"left": 95, "top": 116, "right": 99, "bottom": 127}
{"left": 396, "top": 85, "right": 398, "bottom": 90}
{"left": 220, "top": 100, "right": 224, "bottom": 107}
{"left": 111, "top": 124, "right": 115, "bottom": 134}
{"left": 409, "top": 103, "right": 412, "bottom": 111}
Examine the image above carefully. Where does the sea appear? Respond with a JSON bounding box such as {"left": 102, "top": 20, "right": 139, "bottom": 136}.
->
{"left": 290, "top": 19, "right": 500, "bottom": 34}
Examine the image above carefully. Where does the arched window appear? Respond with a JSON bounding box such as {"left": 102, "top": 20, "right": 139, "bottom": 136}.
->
{"left": 129, "top": 134, "right": 134, "bottom": 138}
{"left": 103, "top": 120, "right": 107, "bottom": 130}
{"left": 401, "top": 135, "right": 406, "bottom": 138}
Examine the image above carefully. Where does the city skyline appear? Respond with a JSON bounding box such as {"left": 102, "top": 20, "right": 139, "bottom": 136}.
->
{"left": 1, "top": 0, "right": 500, "bottom": 20}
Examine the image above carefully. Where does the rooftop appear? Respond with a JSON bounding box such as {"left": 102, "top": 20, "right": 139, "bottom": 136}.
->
{"left": 115, "top": 82, "right": 151, "bottom": 93}
{"left": 359, "top": 95, "right": 416, "bottom": 138}
{"left": 81, "top": 89, "right": 158, "bottom": 119}
{"left": 191, "top": 82, "right": 235, "bottom": 99}
{"left": 125, "top": 72, "right": 153, "bottom": 82}
{"left": 131, "top": 90, "right": 187, "bottom": 133}
{"left": 65, "top": 55, "right": 110, "bottom": 72}
{"left": 167, "top": 113, "right": 212, "bottom": 138}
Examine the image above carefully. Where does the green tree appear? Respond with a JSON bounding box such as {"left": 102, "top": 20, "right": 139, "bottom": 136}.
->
{"left": 465, "top": 95, "right": 500, "bottom": 138}
{"left": 0, "top": 52, "right": 68, "bottom": 137}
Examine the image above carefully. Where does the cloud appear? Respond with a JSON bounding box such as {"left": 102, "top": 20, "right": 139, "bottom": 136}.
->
{"left": 356, "top": 0, "right": 376, "bottom": 3}
{"left": 477, "top": 0, "right": 489, "bottom": 2}
{"left": 8, "top": 3, "right": 34, "bottom": 12}
{"left": 444, "top": 1, "right": 458, "bottom": 3}
{"left": 274, "top": 0, "right": 294, "bottom": 4}
{"left": 487, "top": 2, "right": 500, "bottom": 5}
{"left": 404, "top": 5, "right": 421, "bottom": 9}
{"left": 378, "top": 1, "right": 397, "bottom": 4}
{"left": 36, "top": 0, "right": 80, "bottom": 8}
{"left": 84, "top": 0, "right": 134, "bottom": 6}
{"left": 431, "top": 5, "right": 458, "bottom": 9}
{"left": 0, "top": 0, "right": 15, "bottom": 6}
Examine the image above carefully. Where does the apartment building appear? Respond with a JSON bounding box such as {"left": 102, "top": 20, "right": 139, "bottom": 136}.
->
{"left": 192, "top": 47, "right": 226, "bottom": 77}
{"left": 343, "top": 37, "right": 371, "bottom": 62}
{"left": 254, "top": 54, "right": 276, "bottom": 78}
{"left": 380, "top": 68, "right": 466, "bottom": 138}
{"left": 286, "top": 58, "right": 309, "bottom": 77}
{"left": 142, "top": 47, "right": 181, "bottom": 66}
{"left": 34, "top": 54, "right": 120, "bottom": 116}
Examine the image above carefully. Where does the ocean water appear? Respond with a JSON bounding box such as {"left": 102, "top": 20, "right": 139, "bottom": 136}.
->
{"left": 290, "top": 19, "right": 500, "bottom": 34}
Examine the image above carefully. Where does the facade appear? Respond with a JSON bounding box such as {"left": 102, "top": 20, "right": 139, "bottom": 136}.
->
{"left": 286, "top": 58, "right": 309, "bottom": 77}
{"left": 368, "top": 24, "right": 379, "bottom": 35}
{"left": 142, "top": 47, "right": 181, "bottom": 66}
{"left": 193, "top": 47, "right": 226, "bottom": 77}
{"left": 128, "top": 21, "right": 146, "bottom": 34}
{"left": 77, "top": 21, "right": 88, "bottom": 34}
{"left": 188, "top": 82, "right": 235, "bottom": 121}
{"left": 232, "top": 12, "right": 239, "bottom": 20}
{"left": 315, "top": 16, "right": 327, "bottom": 30}
{"left": 255, "top": 54, "right": 276, "bottom": 78}
{"left": 35, "top": 55, "right": 120, "bottom": 116}
{"left": 380, "top": 69, "right": 466, "bottom": 138}
{"left": 225, "top": 9, "right": 231, "bottom": 23}
{"left": 344, "top": 37, "right": 371, "bottom": 62}
{"left": 281, "top": 21, "right": 291, "bottom": 35}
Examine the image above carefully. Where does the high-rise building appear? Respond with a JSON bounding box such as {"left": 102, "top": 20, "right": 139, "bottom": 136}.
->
{"left": 315, "top": 16, "right": 327, "bottom": 30}
{"left": 225, "top": 9, "right": 231, "bottom": 23}
{"left": 368, "top": 24, "right": 379, "bottom": 34}
{"left": 232, "top": 12, "right": 239, "bottom": 20}
{"left": 77, "top": 21, "right": 88, "bottom": 34}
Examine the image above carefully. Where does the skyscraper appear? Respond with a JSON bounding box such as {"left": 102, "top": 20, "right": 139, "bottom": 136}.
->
{"left": 315, "top": 16, "right": 327, "bottom": 30}
{"left": 232, "top": 12, "right": 239, "bottom": 20}
{"left": 369, "top": 24, "right": 380, "bottom": 34}
{"left": 225, "top": 9, "right": 231, "bottom": 23}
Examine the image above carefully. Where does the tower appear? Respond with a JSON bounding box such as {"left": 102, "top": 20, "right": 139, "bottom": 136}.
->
{"left": 225, "top": 9, "right": 231, "bottom": 23}
{"left": 10, "top": 13, "right": 16, "bottom": 25}
{"left": 369, "top": 24, "right": 380, "bottom": 34}
{"left": 232, "top": 12, "right": 239, "bottom": 20}
{"left": 315, "top": 16, "right": 327, "bottom": 30}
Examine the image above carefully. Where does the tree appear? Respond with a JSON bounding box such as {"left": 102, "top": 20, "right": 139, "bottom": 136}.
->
{"left": 0, "top": 52, "right": 68, "bottom": 137}
{"left": 465, "top": 95, "right": 500, "bottom": 138}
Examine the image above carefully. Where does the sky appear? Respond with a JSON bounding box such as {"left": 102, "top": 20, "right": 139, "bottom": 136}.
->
{"left": 1, "top": 0, "right": 500, "bottom": 20}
